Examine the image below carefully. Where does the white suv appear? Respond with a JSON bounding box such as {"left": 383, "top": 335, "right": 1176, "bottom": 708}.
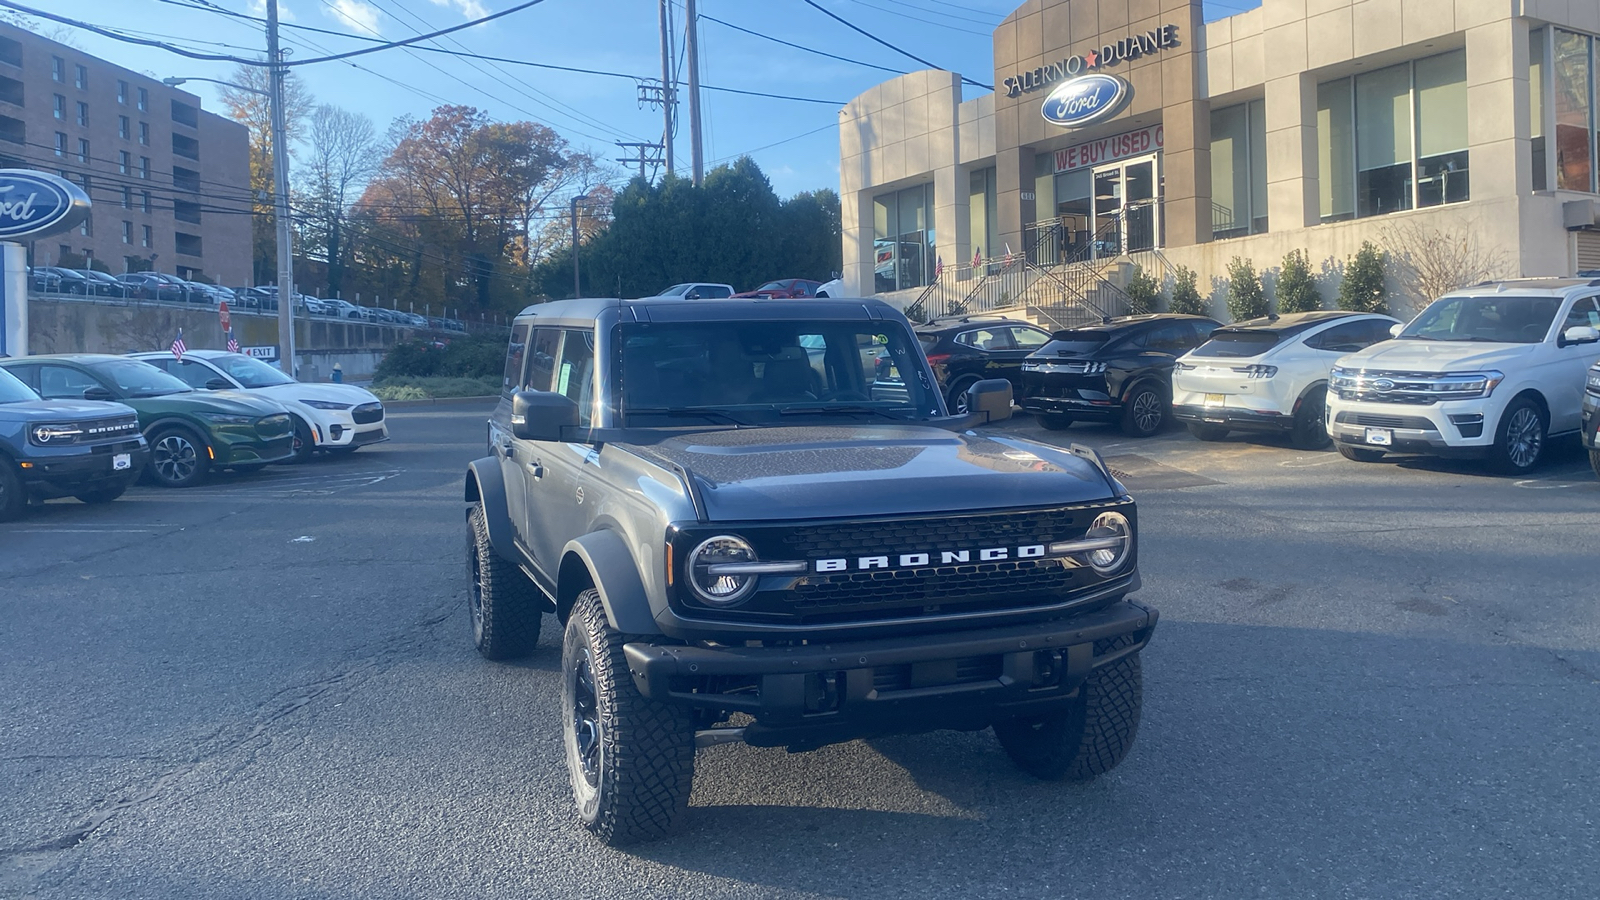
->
{"left": 1326, "top": 278, "right": 1600, "bottom": 473}
{"left": 1173, "top": 311, "right": 1399, "bottom": 449}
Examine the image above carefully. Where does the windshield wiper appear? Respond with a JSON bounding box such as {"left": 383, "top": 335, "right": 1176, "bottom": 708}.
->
{"left": 1396, "top": 334, "right": 1438, "bottom": 340}
{"left": 626, "top": 407, "right": 748, "bottom": 425}
{"left": 778, "top": 405, "right": 908, "bottom": 420}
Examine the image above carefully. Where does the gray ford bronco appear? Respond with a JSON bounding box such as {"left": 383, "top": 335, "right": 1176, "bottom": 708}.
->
{"left": 464, "top": 296, "right": 1158, "bottom": 844}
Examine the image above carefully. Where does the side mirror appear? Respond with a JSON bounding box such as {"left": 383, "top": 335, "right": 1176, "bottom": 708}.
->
{"left": 82, "top": 386, "right": 115, "bottom": 401}
{"left": 685, "top": 290, "right": 702, "bottom": 300}
{"left": 204, "top": 378, "right": 232, "bottom": 391}
{"left": 1389, "top": 323, "right": 1405, "bottom": 337}
{"left": 511, "top": 390, "right": 579, "bottom": 442}
{"left": 967, "top": 378, "right": 1013, "bottom": 423}
{"left": 1561, "top": 325, "right": 1600, "bottom": 346}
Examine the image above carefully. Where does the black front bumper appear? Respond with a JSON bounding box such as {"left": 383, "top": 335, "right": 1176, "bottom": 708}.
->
{"left": 20, "top": 442, "right": 149, "bottom": 497}
{"left": 625, "top": 600, "right": 1157, "bottom": 749}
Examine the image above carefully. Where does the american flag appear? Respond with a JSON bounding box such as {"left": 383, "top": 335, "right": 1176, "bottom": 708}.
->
{"left": 226, "top": 329, "right": 239, "bottom": 354}
{"left": 170, "top": 328, "right": 186, "bottom": 360}
{"left": 1003, "top": 243, "right": 1016, "bottom": 269}
{"left": 972, "top": 248, "right": 982, "bottom": 270}
{"left": 933, "top": 256, "right": 944, "bottom": 279}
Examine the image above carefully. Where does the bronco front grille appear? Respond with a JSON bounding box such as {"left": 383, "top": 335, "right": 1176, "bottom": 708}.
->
{"left": 790, "top": 558, "right": 1079, "bottom": 612}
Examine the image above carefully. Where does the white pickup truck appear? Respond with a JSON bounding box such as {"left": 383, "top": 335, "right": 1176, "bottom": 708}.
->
{"left": 1326, "top": 277, "right": 1600, "bottom": 474}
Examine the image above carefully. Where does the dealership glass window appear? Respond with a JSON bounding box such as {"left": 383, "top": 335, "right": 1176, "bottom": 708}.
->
{"left": 1530, "top": 28, "right": 1548, "bottom": 191}
{"left": 1319, "top": 49, "right": 1470, "bottom": 221}
{"left": 1318, "top": 79, "right": 1356, "bottom": 221}
{"left": 1211, "top": 99, "right": 1268, "bottom": 238}
{"left": 1553, "top": 29, "right": 1594, "bottom": 193}
{"left": 967, "top": 166, "right": 997, "bottom": 267}
{"left": 872, "top": 184, "right": 935, "bottom": 293}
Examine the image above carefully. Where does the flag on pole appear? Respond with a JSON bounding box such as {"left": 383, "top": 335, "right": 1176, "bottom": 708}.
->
{"left": 972, "top": 247, "right": 982, "bottom": 270}
{"left": 934, "top": 256, "right": 944, "bottom": 279}
{"left": 1003, "top": 243, "right": 1015, "bottom": 268}
{"left": 226, "top": 329, "right": 239, "bottom": 354}
{"left": 170, "top": 328, "right": 186, "bottom": 361}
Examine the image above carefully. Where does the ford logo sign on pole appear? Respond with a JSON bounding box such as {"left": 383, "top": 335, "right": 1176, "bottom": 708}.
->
{"left": 0, "top": 170, "right": 92, "bottom": 359}
{"left": 1040, "top": 74, "right": 1133, "bottom": 129}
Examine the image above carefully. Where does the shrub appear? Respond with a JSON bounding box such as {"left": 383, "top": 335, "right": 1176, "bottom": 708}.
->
{"left": 1276, "top": 249, "right": 1322, "bottom": 313}
{"left": 1124, "top": 266, "right": 1161, "bottom": 316}
{"left": 374, "top": 333, "right": 506, "bottom": 382}
{"left": 369, "top": 375, "right": 501, "bottom": 400}
{"left": 1168, "top": 265, "right": 1208, "bottom": 317}
{"left": 1338, "top": 241, "right": 1389, "bottom": 314}
{"left": 1225, "top": 256, "right": 1270, "bottom": 322}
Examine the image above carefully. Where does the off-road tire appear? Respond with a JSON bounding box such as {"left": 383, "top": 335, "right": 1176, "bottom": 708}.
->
{"left": 74, "top": 485, "right": 127, "bottom": 504}
{"left": 0, "top": 457, "right": 24, "bottom": 522}
{"left": 994, "top": 634, "right": 1143, "bottom": 781}
{"left": 947, "top": 376, "right": 980, "bottom": 416}
{"left": 1120, "top": 383, "right": 1166, "bottom": 437}
{"left": 145, "top": 426, "right": 211, "bottom": 488}
{"left": 1590, "top": 448, "right": 1600, "bottom": 480}
{"left": 290, "top": 417, "right": 315, "bottom": 464}
{"left": 466, "top": 503, "right": 541, "bottom": 660}
{"left": 563, "top": 588, "right": 695, "bottom": 845}
{"left": 1290, "top": 387, "right": 1332, "bottom": 450}
{"left": 1489, "top": 397, "right": 1546, "bottom": 475}
{"left": 1337, "top": 444, "right": 1386, "bottom": 463}
{"left": 1187, "top": 423, "right": 1229, "bottom": 442}
{"left": 1038, "top": 413, "right": 1074, "bottom": 431}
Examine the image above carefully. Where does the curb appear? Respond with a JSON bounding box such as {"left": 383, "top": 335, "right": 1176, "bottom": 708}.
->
{"left": 382, "top": 395, "right": 500, "bottom": 409}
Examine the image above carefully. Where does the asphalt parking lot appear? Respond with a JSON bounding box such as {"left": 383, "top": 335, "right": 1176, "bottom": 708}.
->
{"left": 3, "top": 403, "right": 1597, "bottom": 899}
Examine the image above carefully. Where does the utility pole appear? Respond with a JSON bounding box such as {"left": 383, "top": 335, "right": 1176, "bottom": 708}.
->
{"left": 685, "top": 0, "right": 703, "bottom": 186}
{"left": 658, "top": 0, "right": 674, "bottom": 175}
{"left": 266, "top": 0, "right": 296, "bottom": 377}
{"left": 570, "top": 193, "right": 588, "bottom": 299}
{"left": 615, "top": 142, "right": 664, "bottom": 182}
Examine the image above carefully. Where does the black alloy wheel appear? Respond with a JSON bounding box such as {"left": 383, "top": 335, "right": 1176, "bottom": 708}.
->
{"left": 1120, "top": 384, "right": 1166, "bottom": 437}
{"left": 948, "top": 377, "right": 979, "bottom": 415}
{"left": 1290, "top": 387, "right": 1332, "bottom": 450}
{"left": 290, "top": 417, "right": 315, "bottom": 464}
{"left": 466, "top": 503, "right": 541, "bottom": 659}
{"left": 0, "top": 459, "right": 24, "bottom": 522}
{"left": 1491, "top": 398, "right": 1546, "bottom": 475}
{"left": 148, "top": 428, "right": 209, "bottom": 487}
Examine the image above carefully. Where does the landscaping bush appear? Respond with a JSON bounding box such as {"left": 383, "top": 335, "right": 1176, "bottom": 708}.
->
{"left": 369, "top": 375, "right": 500, "bottom": 400}
{"left": 374, "top": 333, "right": 505, "bottom": 382}
{"left": 1225, "top": 256, "right": 1270, "bottom": 322}
{"left": 1168, "top": 265, "right": 1208, "bottom": 317}
{"left": 1124, "top": 266, "right": 1161, "bottom": 316}
{"left": 1337, "top": 241, "right": 1390, "bottom": 315}
{"left": 1276, "top": 249, "right": 1322, "bottom": 313}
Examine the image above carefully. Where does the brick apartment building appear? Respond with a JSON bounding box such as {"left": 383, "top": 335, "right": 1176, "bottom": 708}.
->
{"left": 0, "top": 22, "right": 251, "bottom": 285}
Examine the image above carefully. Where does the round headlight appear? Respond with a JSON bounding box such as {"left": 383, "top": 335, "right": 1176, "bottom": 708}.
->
{"left": 687, "top": 535, "right": 760, "bottom": 606}
{"left": 33, "top": 425, "right": 52, "bottom": 443}
{"left": 1085, "top": 511, "right": 1132, "bottom": 575}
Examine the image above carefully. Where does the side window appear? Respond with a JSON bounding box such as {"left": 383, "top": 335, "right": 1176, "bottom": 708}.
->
{"left": 38, "top": 365, "right": 101, "bottom": 400}
{"left": 1187, "top": 320, "right": 1219, "bottom": 347}
{"left": 5, "top": 364, "right": 39, "bottom": 391}
{"left": 1563, "top": 298, "right": 1600, "bottom": 332}
{"left": 502, "top": 324, "right": 529, "bottom": 395}
{"left": 1359, "top": 319, "right": 1399, "bottom": 346}
{"left": 1143, "top": 324, "right": 1190, "bottom": 353}
{"left": 1305, "top": 321, "right": 1369, "bottom": 353}
{"left": 955, "top": 328, "right": 1013, "bottom": 351}
{"left": 525, "top": 327, "right": 560, "bottom": 392}
{"left": 1010, "top": 327, "right": 1050, "bottom": 350}
{"left": 556, "top": 330, "right": 596, "bottom": 427}
{"left": 170, "top": 359, "right": 218, "bottom": 389}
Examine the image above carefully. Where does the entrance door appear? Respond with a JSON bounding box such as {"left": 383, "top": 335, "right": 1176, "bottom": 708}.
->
{"left": 1090, "top": 154, "right": 1161, "bottom": 258}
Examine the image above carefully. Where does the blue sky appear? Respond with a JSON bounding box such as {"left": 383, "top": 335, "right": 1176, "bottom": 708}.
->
{"left": 46, "top": 0, "right": 1260, "bottom": 198}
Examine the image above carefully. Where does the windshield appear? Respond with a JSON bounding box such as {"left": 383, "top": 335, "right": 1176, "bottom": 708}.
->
{"left": 88, "top": 359, "right": 193, "bottom": 397}
{"left": 1191, "top": 331, "right": 1281, "bottom": 358}
{"left": 659, "top": 284, "right": 691, "bottom": 296}
{"left": 0, "top": 366, "right": 38, "bottom": 403}
{"left": 1400, "top": 295, "right": 1560, "bottom": 344}
{"left": 213, "top": 353, "right": 295, "bottom": 387}
{"left": 617, "top": 320, "right": 939, "bottom": 423}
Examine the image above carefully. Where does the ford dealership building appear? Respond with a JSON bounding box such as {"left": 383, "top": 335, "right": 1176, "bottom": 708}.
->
{"left": 838, "top": 0, "right": 1600, "bottom": 314}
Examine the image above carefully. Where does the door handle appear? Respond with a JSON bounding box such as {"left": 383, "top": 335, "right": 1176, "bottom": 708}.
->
{"left": 528, "top": 460, "right": 545, "bottom": 480}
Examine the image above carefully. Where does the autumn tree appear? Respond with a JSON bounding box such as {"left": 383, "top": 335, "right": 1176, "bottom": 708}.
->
{"left": 299, "top": 105, "right": 381, "bottom": 299}
{"left": 220, "top": 63, "right": 314, "bottom": 285}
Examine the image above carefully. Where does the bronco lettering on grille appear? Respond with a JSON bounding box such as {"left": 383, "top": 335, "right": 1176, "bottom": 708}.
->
{"left": 815, "top": 544, "right": 1049, "bottom": 573}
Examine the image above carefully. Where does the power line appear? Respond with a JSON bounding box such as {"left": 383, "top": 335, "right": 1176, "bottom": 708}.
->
{"left": 841, "top": 0, "right": 993, "bottom": 34}
{"left": 0, "top": 0, "right": 260, "bottom": 64}
{"left": 700, "top": 14, "right": 908, "bottom": 76}
{"left": 798, "top": 0, "right": 993, "bottom": 91}
{"left": 853, "top": 0, "right": 1003, "bottom": 25}
{"left": 705, "top": 122, "right": 836, "bottom": 167}
{"left": 280, "top": 0, "right": 550, "bottom": 67}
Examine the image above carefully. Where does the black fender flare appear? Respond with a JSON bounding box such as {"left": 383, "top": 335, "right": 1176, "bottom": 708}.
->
{"left": 559, "top": 530, "right": 660, "bottom": 635}
{"left": 464, "top": 457, "right": 516, "bottom": 562}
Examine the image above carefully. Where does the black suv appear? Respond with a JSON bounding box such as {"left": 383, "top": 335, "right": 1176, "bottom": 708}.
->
{"left": 1019, "top": 314, "right": 1221, "bottom": 436}
{"left": 0, "top": 365, "right": 148, "bottom": 520}
{"left": 466, "top": 297, "right": 1157, "bottom": 844}
{"left": 911, "top": 315, "right": 1053, "bottom": 413}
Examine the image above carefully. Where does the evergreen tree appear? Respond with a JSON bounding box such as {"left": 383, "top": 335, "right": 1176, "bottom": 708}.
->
{"left": 1226, "top": 256, "right": 1270, "bottom": 321}
{"left": 1276, "top": 249, "right": 1322, "bottom": 313}
{"left": 1168, "top": 265, "right": 1208, "bottom": 317}
{"left": 1124, "top": 265, "right": 1161, "bottom": 316}
{"left": 1337, "top": 241, "right": 1389, "bottom": 314}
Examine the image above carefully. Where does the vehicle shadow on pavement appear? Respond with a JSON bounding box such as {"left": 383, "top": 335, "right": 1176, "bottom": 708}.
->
{"left": 631, "top": 620, "right": 1600, "bottom": 897}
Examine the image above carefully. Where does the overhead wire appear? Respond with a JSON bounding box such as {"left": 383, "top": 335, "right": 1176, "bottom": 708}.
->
{"left": 700, "top": 14, "right": 907, "bottom": 76}
{"left": 798, "top": 0, "right": 993, "bottom": 90}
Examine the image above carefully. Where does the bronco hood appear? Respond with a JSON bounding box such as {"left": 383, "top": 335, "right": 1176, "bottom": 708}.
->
{"left": 0, "top": 398, "right": 137, "bottom": 422}
{"left": 1338, "top": 339, "right": 1534, "bottom": 372}
{"left": 627, "top": 425, "right": 1121, "bottom": 521}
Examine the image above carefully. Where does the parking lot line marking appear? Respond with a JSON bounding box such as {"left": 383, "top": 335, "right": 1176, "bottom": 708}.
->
{"left": 2, "top": 528, "right": 154, "bottom": 534}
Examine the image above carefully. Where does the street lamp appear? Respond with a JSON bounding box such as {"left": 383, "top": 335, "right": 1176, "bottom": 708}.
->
{"left": 570, "top": 193, "right": 589, "bottom": 299}
{"left": 163, "top": 60, "right": 294, "bottom": 376}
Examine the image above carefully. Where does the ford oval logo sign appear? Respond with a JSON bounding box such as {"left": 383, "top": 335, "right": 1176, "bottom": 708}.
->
{"left": 1041, "top": 74, "right": 1132, "bottom": 128}
{"left": 0, "top": 169, "right": 92, "bottom": 240}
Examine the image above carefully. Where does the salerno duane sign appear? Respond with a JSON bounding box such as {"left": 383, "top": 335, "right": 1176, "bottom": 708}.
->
{"left": 1003, "top": 24, "right": 1181, "bottom": 98}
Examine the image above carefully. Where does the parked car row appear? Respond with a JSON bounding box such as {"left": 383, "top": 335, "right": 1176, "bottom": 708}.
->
{"left": 641, "top": 279, "right": 833, "bottom": 301}
{"left": 881, "top": 274, "right": 1600, "bottom": 478}
{"left": 25, "top": 267, "right": 465, "bottom": 332}
{"left": 0, "top": 352, "right": 389, "bottom": 521}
